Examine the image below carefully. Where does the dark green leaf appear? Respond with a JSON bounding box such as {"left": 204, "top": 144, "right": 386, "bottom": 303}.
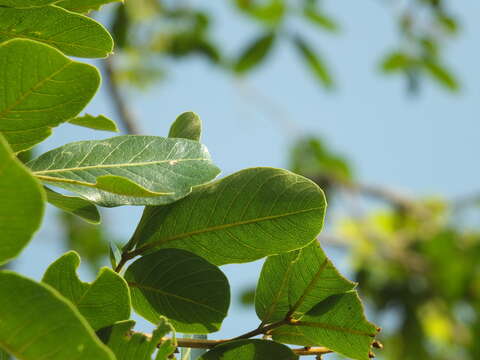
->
{"left": 97, "top": 318, "right": 176, "bottom": 360}
{"left": 0, "top": 271, "right": 115, "bottom": 360}
{"left": 0, "top": 6, "right": 113, "bottom": 58}
{"left": 125, "top": 249, "right": 230, "bottom": 334}
{"left": 293, "top": 36, "right": 333, "bottom": 88}
{"left": 234, "top": 32, "right": 276, "bottom": 74}
{"left": 56, "top": 0, "right": 121, "bottom": 13}
{"left": 255, "top": 242, "right": 355, "bottom": 323}
{"left": 28, "top": 135, "right": 220, "bottom": 207}
{"left": 271, "top": 292, "right": 378, "bottom": 360}
{"left": 424, "top": 61, "right": 459, "bottom": 91}
{"left": 0, "top": 347, "right": 11, "bottom": 360}
{"left": 199, "top": 339, "right": 297, "bottom": 360}
{"left": 111, "top": 3, "right": 129, "bottom": 49}
{"left": 45, "top": 186, "right": 100, "bottom": 224}
{"left": 131, "top": 167, "right": 326, "bottom": 265}
{"left": 0, "top": 39, "right": 100, "bottom": 152}
{"left": 168, "top": 112, "right": 202, "bottom": 141}
{"left": 303, "top": 9, "right": 339, "bottom": 32}
{"left": 69, "top": 114, "right": 119, "bottom": 132}
{"left": 0, "top": 135, "right": 44, "bottom": 265}
{"left": 42, "top": 251, "right": 131, "bottom": 330}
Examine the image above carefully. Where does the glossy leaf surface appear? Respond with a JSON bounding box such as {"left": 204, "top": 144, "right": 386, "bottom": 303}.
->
{"left": 0, "top": 271, "right": 115, "bottom": 360}
{"left": 42, "top": 251, "right": 131, "bottom": 330}
{"left": 132, "top": 167, "right": 326, "bottom": 265}
{"left": 0, "top": 135, "right": 44, "bottom": 265}
{"left": 200, "top": 339, "right": 297, "bottom": 360}
{"left": 0, "top": 6, "right": 113, "bottom": 58}
{"left": 28, "top": 135, "right": 220, "bottom": 207}
{"left": 125, "top": 249, "right": 230, "bottom": 334}
{"left": 45, "top": 186, "right": 100, "bottom": 224}
{"left": 0, "top": 39, "right": 100, "bottom": 152}
{"left": 255, "top": 241, "right": 354, "bottom": 322}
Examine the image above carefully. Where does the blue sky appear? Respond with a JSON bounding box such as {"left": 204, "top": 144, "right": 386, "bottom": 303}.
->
{"left": 14, "top": 0, "right": 480, "bottom": 342}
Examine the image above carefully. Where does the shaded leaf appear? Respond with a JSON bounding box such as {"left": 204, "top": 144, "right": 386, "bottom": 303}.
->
{"left": 57, "top": 0, "right": 122, "bottom": 13}
{"left": 255, "top": 242, "right": 355, "bottom": 323}
{"left": 271, "top": 292, "right": 378, "bottom": 360}
{"left": 0, "top": 39, "right": 100, "bottom": 152}
{"left": 45, "top": 186, "right": 100, "bottom": 224}
{"left": 111, "top": 3, "right": 129, "bottom": 49}
{"left": 131, "top": 167, "right": 326, "bottom": 265}
{"left": 199, "top": 339, "right": 297, "bottom": 360}
{"left": 234, "top": 32, "right": 276, "bottom": 74}
{"left": 424, "top": 61, "right": 459, "bottom": 91}
{"left": 28, "top": 135, "right": 220, "bottom": 207}
{"left": 97, "top": 318, "right": 176, "bottom": 360}
{"left": 168, "top": 112, "right": 202, "bottom": 141}
{"left": 125, "top": 249, "right": 230, "bottom": 334}
{"left": 42, "top": 251, "right": 131, "bottom": 330}
{"left": 0, "top": 0, "right": 56, "bottom": 7}
{"left": 0, "top": 349, "right": 10, "bottom": 360}
{"left": 0, "top": 6, "right": 113, "bottom": 58}
{"left": 0, "top": 271, "right": 115, "bottom": 360}
{"left": 293, "top": 36, "right": 333, "bottom": 88}
{"left": 69, "top": 114, "right": 119, "bottom": 132}
{"left": 303, "top": 9, "right": 339, "bottom": 32}
{"left": 0, "top": 135, "right": 44, "bottom": 265}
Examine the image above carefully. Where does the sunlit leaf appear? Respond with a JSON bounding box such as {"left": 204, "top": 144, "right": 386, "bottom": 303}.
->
{"left": 42, "top": 251, "right": 131, "bottom": 330}
{"left": 28, "top": 135, "right": 220, "bottom": 207}
{"left": 0, "top": 135, "right": 44, "bottom": 265}
{"left": 0, "top": 0, "right": 57, "bottom": 8}
{"left": 168, "top": 112, "right": 202, "bottom": 141}
{"left": 69, "top": 114, "right": 119, "bottom": 132}
{"left": 0, "top": 6, "right": 113, "bottom": 58}
{"left": 0, "top": 39, "right": 100, "bottom": 152}
{"left": 380, "top": 51, "right": 411, "bottom": 73}
{"left": 424, "top": 61, "right": 459, "bottom": 91}
{"left": 293, "top": 35, "right": 333, "bottom": 88}
{"left": 234, "top": 32, "right": 276, "bottom": 74}
{"left": 200, "top": 339, "right": 297, "bottom": 360}
{"left": 125, "top": 249, "right": 230, "bottom": 334}
{"left": 45, "top": 186, "right": 100, "bottom": 224}
{"left": 131, "top": 167, "right": 326, "bottom": 265}
{"left": 57, "top": 0, "right": 122, "bottom": 13}
{"left": 0, "top": 271, "right": 115, "bottom": 360}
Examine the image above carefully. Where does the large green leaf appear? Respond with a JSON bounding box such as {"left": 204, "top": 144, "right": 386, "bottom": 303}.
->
{"left": 69, "top": 114, "right": 119, "bottom": 132}
{"left": 97, "top": 318, "right": 176, "bottom": 360}
{"left": 271, "top": 292, "right": 378, "bottom": 360}
{"left": 45, "top": 186, "right": 100, "bottom": 224}
{"left": 0, "top": 39, "right": 100, "bottom": 152}
{"left": 168, "top": 112, "right": 202, "bottom": 141}
{"left": 131, "top": 167, "right": 326, "bottom": 265}
{"left": 199, "top": 339, "right": 297, "bottom": 360}
{"left": 0, "top": 6, "right": 113, "bottom": 58}
{"left": 42, "top": 251, "right": 131, "bottom": 331}
{"left": 234, "top": 32, "right": 276, "bottom": 74}
{"left": 0, "top": 0, "right": 57, "bottom": 7}
{"left": 255, "top": 242, "right": 354, "bottom": 323}
{"left": 124, "top": 249, "right": 230, "bottom": 334}
{"left": 0, "top": 271, "right": 115, "bottom": 360}
{"left": 0, "top": 135, "right": 44, "bottom": 265}
{"left": 28, "top": 135, "right": 220, "bottom": 207}
{"left": 57, "top": 0, "right": 122, "bottom": 13}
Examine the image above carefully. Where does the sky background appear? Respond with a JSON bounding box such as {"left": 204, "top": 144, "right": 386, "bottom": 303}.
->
{"left": 12, "top": 0, "right": 480, "bottom": 347}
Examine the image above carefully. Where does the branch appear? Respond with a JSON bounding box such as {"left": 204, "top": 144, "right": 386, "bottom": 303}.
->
{"left": 102, "top": 57, "right": 141, "bottom": 135}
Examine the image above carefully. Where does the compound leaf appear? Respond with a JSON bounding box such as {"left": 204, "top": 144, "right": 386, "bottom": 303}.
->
{"left": 42, "top": 251, "right": 131, "bottom": 331}
{"left": 45, "top": 186, "right": 100, "bottom": 224}
{"left": 0, "top": 6, "right": 113, "bottom": 58}
{"left": 131, "top": 167, "right": 326, "bottom": 265}
{"left": 125, "top": 249, "right": 230, "bottom": 334}
{"left": 199, "top": 339, "right": 297, "bottom": 360}
{"left": 0, "top": 39, "right": 100, "bottom": 152}
{"left": 0, "top": 271, "right": 115, "bottom": 360}
{"left": 27, "top": 135, "right": 220, "bottom": 207}
{"left": 0, "top": 135, "right": 44, "bottom": 265}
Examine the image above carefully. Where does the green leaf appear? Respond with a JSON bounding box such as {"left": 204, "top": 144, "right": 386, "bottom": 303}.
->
{"left": 0, "top": 39, "right": 100, "bottom": 152}
{"left": 380, "top": 51, "right": 411, "bottom": 73}
{"left": 42, "top": 251, "right": 131, "bottom": 331}
{"left": 255, "top": 242, "right": 355, "bottom": 323}
{"left": 0, "top": 271, "right": 115, "bottom": 360}
{"left": 0, "top": 348, "right": 11, "bottom": 360}
{"left": 0, "top": 0, "right": 57, "bottom": 8}
{"left": 423, "top": 61, "right": 459, "bottom": 91}
{"left": 27, "top": 135, "right": 220, "bottom": 207}
{"left": 293, "top": 35, "right": 333, "bottom": 88}
{"left": 199, "top": 339, "right": 297, "bottom": 360}
{"left": 97, "top": 318, "right": 176, "bottom": 360}
{"left": 303, "top": 9, "right": 339, "bottom": 32}
{"left": 69, "top": 114, "right": 119, "bottom": 132}
{"left": 125, "top": 249, "right": 230, "bottom": 334}
{"left": 168, "top": 112, "right": 202, "bottom": 141}
{"left": 0, "top": 135, "right": 44, "bottom": 265}
{"left": 131, "top": 167, "right": 326, "bottom": 265}
{"left": 0, "top": 6, "right": 113, "bottom": 58}
{"left": 45, "top": 186, "right": 100, "bottom": 224}
{"left": 56, "top": 0, "right": 122, "bottom": 13}
{"left": 234, "top": 32, "right": 276, "bottom": 74}
{"left": 271, "top": 292, "right": 378, "bottom": 360}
